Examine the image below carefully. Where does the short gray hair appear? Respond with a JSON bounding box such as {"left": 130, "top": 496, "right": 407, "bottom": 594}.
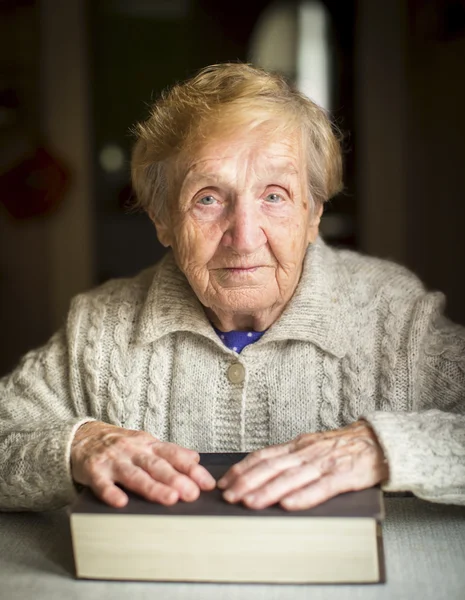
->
{"left": 131, "top": 63, "right": 343, "bottom": 222}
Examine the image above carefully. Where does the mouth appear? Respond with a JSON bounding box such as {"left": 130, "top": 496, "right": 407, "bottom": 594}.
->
{"left": 225, "top": 267, "right": 260, "bottom": 273}
{"left": 210, "top": 264, "right": 272, "bottom": 285}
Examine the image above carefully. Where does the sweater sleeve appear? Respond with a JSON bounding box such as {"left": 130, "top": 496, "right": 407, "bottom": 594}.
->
{"left": 0, "top": 328, "right": 93, "bottom": 511}
{"left": 365, "top": 293, "right": 465, "bottom": 505}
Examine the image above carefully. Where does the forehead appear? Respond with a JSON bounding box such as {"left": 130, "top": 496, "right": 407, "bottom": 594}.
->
{"left": 181, "top": 130, "right": 304, "bottom": 183}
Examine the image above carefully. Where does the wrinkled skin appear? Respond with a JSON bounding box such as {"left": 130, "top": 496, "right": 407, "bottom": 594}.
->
{"left": 71, "top": 127, "right": 388, "bottom": 508}
{"left": 155, "top": 128, "right": 321, "bottom": 331}
{"left": 71, "top": 422, "right": 215, "bottom": 508}
{"left": 218, "top": 421, "right": 389, "bottom": 510}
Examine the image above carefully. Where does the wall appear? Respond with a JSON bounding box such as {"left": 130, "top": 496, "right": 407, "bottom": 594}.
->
{"left": 1, "top": 0, "right": 464, "bottom": 377}
{"left": 407, "top": 27, "right": 465, "bottom": 323}
{"left": 0, "top": 0, "right": 93, "bottom": 375}
{"left": 356, "top": 0, "right": 465, "bottom": 324}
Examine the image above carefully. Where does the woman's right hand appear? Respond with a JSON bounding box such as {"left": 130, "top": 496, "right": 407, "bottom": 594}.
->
{"left": 70, "top": 421, "right": 216, "bottom": 507}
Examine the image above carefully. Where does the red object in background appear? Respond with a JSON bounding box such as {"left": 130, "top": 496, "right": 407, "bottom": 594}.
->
{"left": 0, "top": 147, "right": 70, "bottom": 220}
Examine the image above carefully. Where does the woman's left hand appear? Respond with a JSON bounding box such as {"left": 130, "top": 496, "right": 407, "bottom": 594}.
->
{"left": 217, "top": 421, "right": 389, "bottom": 510}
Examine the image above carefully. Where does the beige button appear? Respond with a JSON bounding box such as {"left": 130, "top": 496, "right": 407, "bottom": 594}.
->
{"left": 227, "top": 362, "right": 245, "bottom": 384}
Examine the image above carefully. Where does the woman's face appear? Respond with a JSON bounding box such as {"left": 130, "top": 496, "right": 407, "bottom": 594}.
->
{"left": 155, "top": 128, "right": 322, "bottom": 328}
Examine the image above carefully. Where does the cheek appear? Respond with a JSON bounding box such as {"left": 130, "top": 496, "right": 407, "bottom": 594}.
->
{"left": 173, "top": 218, "right": 224, "bottom": 267}
{"left": 265, "top": 213, "right": 309, "bottom": 260}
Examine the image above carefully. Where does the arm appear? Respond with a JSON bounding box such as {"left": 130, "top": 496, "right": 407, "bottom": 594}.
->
{"left": 218, "top": 292, "right": 465, "bottom": 511}
{"left": 0, "top": 329, "right": 92, "bottom": 511}
{"left": 365, "top": 293, "right": 465, "bottom": 505}
{"left": 0, "top": 293, "right": 216, "bottom": 511}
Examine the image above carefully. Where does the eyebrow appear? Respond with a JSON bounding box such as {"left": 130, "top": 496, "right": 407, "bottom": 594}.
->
{"left": 182, "top": 172, "right": 223, "bottom": 187}
{"left": 182, "top": 159, "right": 300, "bottom": 188}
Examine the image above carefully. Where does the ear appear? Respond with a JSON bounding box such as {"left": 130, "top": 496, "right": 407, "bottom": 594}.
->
{"left": 307, "top": 202, "right": 324, "bottom": 244}
{"left": 149, "top": 212, "right": 173, "bottom": 248}
{"left": 155, "top": 221, "right": 173, "bottom": 248}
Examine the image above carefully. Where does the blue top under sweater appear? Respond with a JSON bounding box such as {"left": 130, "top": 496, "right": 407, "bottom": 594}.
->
{"left": 213, "top": 327, "right": 266, "bottom": 353}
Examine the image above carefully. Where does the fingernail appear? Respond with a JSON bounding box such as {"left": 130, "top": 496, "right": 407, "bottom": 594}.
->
{"left": 184, "top": 487, "right": 199, "bottom": 502}
{"left": 244, "top": 493, "right": 255, "bottom": 503}
{"left": 217, "top": 478, "right": 226, "bottom": 489}
{"left": 114, "top": 495, "right": 128, "bottom": 508}
{"left": 223, "top": 490, "right": 236, "bottom": 502}
{"left": 166, "top": 490, "right": 178, "bottom": 504}
{"left": 202, "top": 474, "right": 216, "bottom": 486}
{"left": 281, "top": 497, "right": 296, "bottom": 509}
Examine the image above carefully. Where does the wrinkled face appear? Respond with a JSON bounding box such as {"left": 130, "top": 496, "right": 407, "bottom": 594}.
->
{"left": 155, "top": 128, "right": 321, "bottom": 325}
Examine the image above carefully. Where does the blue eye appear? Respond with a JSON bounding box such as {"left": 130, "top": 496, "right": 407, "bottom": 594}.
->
{"left": 265, "top": 193, "right": 283, "bottom": 203}
{"left": 198, "top": 195, "right": 216, "bottom": 205}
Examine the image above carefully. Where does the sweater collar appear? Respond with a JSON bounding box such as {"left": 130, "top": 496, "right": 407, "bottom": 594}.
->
{"left": 135, "top": 237, "right": 350, "bottom": 358}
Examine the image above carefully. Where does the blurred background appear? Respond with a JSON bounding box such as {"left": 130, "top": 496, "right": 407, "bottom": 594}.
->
{"left": 1, "top": 0, "right": 464, "bottom": 376}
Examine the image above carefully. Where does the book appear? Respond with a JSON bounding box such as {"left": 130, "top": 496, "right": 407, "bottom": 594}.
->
{"left": 70, "top": 452, "right": 385, "bottom": 584}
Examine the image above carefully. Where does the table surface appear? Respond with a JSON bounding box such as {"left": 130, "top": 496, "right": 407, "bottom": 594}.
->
{"left": 1, "top": 498, "right": 464, "bottom": 600}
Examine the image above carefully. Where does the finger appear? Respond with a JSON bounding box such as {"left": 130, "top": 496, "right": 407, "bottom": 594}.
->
{"left": 153, "top": 442, "right": 200, "bottom": 465}
{"left": 230, "top": 439, "right": 373, "bottom": 508}
{"left": 217, "top": 443, "right": 292, "bottom": 489}
{"left": 239, "top": 441, "right": 374, "bottom": 508}
{"left": 220, "top": 437, "right": 341, "bottom": 502}
{"left": 280, "top": 474, "right": 341, "bottom": 511}
{"left": 222, "top": 451, "right": 310, "bottom": 503}
{"left": 153, "top": 444, "right": 215, "bottom": 489}
{"left": 279, "top": 460, "right": 375, "bottom": 511}
{"left": 90, "top": 476, "right": 129, "bottom": 508}
{"left": 280, "top": 441, "right": 386, "bottom": 511}
{"left": 114, "top": 461, "right": 179, "bottom": 505}
{"left": 186, "top": 462, "right": 217, "bottom": 490}
{"left": 241, "top": 462, "right": 324, "bottom": 509}
{"left": 134, "top": 455, "right": 201, "bottom": 502}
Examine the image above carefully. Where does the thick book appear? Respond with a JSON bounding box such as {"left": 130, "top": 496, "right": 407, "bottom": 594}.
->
{"left": 70, "top": 452, "right": 385, "bottom": 584}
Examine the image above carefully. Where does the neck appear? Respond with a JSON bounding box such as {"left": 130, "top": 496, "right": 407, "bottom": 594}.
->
{"left": 205, "top": 303, "right": 286, "bottom": 332}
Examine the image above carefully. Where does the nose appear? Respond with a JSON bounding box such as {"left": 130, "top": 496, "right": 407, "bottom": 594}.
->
{"left": 221, "top": 199, "right": 267, "bottom": 255}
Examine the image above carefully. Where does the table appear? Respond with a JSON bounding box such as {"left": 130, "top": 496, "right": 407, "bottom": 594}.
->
{"left": 1, "top": 498, "right": 464, "bottom": 600}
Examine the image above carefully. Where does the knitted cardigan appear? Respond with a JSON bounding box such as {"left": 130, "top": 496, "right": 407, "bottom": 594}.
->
{"left": 1, "top": 238, "right": 464, "bottom": 511}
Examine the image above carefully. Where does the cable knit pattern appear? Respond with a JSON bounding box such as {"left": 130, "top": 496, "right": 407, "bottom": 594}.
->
{"left": 320, "top": 353, "right": 341, "bottom": 429}
{"left": 0, "top": 237, "right": 464, "bottom": 510}
{"left": 80, "top": 292, "right": 106, "bottom": 420}
{"left": 143, "top": 336, "right": 174, "bottom": 439}
{"left": 379, "top": 297, "right": 402, "bottom": 412}
{"left": 366, "top": 411, "right": 465, "bottom": 504}
{"left": 108, "top": 299, "right": 140, "bottom": 427}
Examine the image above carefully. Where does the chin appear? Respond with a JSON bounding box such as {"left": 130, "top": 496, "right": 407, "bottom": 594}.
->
{"left": 212, "top": 289, "right": 277, "bottom": 315}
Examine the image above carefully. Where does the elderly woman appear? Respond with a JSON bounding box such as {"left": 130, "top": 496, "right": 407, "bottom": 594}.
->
{"left": 1, "top": 63, "right": 464, "bottom": 512}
